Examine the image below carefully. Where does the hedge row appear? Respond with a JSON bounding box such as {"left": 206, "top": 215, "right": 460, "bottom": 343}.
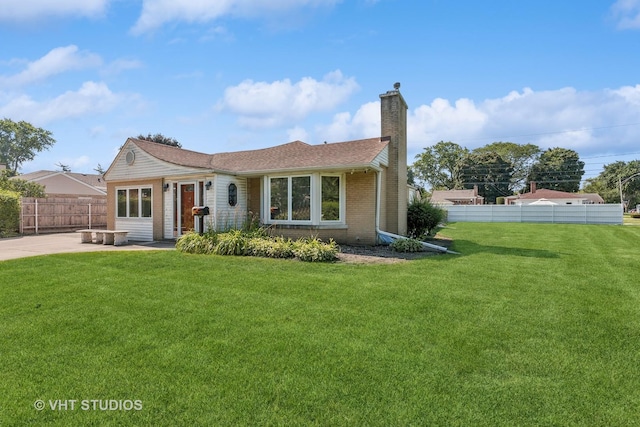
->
{"left": 0, "top": 190, "right": 20, "bottom": 237}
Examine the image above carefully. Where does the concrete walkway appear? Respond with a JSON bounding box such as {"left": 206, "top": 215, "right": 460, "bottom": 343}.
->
{"left": 0, "top": 232, "right": 175, "bottom": 262}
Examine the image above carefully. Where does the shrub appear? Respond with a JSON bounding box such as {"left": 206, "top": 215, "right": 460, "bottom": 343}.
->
{"left": 293, "top": 237, "right": 339, "bottom": 262}
{"left": 215, "top": 229, "right": 249, "bottom": 256}
{"left": 247, "top": 236, "right": 295, "bottom": 259}
{"left": 407, "top": 197, "right": 446, "bottom": 238}
{"left": 631, "top": 213, "right": 640, "bottom": 219}
{"left": 390, "top": 238, "right": 425, "bottom": 253}
{"left": 0, "top": 190, "right": 20, "bottom": 237}
{"left": 175, "top": 231, "right": 217, "bottom": 254}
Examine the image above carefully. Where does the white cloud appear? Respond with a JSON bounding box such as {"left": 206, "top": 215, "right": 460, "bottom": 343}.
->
{"left": 315, "top": 101, "right": 378, "bottom": 142}
{"left": 286, "top": 126, "right": 309, "bottom": 142}
{"left": 0, "top": 0, "right": 109, "bottom": 22}
{"left": 0, "top": 46, "right": 102, "bottom": 88}
{"left": 131, "top": 0, "right": 341, "bottom": 34}
{"left": 101, "top": 59, "right": 144, "bottom": 76}
{"left": 318, "top": 85, "right": 640, "bottom": 160}
{"left": 220, "top": 70, "right": 359, "bottom": 128}
{"left": 611, "top": 0, "right": 640, "bottom": 29}
{"left": 0, "top": 81, "right": 137, "bottom": 124}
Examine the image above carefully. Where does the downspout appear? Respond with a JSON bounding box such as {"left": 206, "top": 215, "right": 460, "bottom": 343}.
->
{"left": 374, "top": 169, "right": 456, "bottom": 254}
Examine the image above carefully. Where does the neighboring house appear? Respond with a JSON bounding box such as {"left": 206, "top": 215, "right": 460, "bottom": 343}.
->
{"left": 506, "top": 182, "right": 604, "bottom": 205}
{"left": 15, "top": 170, "right": 106, "bottom": 196}
{"left": 431, "top": 186, "right": 484, "bottom": 206}
{"left": 103, "top": 85, "right": 409, "bottom": 244}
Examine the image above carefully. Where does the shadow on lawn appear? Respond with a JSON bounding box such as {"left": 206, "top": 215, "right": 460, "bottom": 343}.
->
{"left": 451, "top": 239, "right": 558, "bottom": 258}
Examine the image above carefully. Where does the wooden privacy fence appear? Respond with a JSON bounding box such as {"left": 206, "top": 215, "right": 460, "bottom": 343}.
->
{"left": 20, "top": 196, "right": 107, "bottom": 234}
{"left": 445, "top": 204, "right": 623, "bottom": 225}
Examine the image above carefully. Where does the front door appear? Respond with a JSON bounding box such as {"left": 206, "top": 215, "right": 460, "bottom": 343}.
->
{"left": 180, "top": 183, "right": 195, "bottom": 233}
{"left": 173, "top": 182, "right": 196, "bottom": 237}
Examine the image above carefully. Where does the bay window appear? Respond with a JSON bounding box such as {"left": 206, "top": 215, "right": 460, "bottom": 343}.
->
{"left": 268, "top": 174, "right": 342, "bottom": 224}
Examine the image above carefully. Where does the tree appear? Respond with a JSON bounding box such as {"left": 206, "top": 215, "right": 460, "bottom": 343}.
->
{"left": 0, "top": 170, "right": 45, "bottom": 197}
{"left": 137, "top": 133, "right": 181, "bottom": 148}
{"left": 411, "top": 141, "right": 468, "bottom": 190}
{"left": 527, "top": 147, "right": 584, "bottom": 192}
{"left": 583, "top": 160, "right": 640, "bottom": 207}
{"left": 472, "top": 142, "right": 541, "bottom": 193}
{"left": 0, "top": 118, "right": 56, "bottom": 176}
{"left": 94, "top": 163, "right": 106, "bottom": 174}
{"left": 55, "top": 162, "right": 71, "bottom": 172}
{"left": 458, "top": 151, "right": 513, "bottom": 204}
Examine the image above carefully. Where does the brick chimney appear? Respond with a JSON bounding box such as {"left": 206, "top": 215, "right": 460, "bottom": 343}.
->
{"left": 530, "top": 181, "right": 537, "bottom": 194}
{"left": 380, "top": 82, "right": 408, "bottom": 235}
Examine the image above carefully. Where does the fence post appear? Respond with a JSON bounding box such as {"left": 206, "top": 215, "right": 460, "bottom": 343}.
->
{"left": 89, "top": 203, "right": 92, "bottom": 229}
{"left": 35, "top": 199, "right": 39, "bottom": 234}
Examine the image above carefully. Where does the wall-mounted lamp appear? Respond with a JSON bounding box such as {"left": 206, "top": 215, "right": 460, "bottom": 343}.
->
{"left": 163, "top": 183, "right": 170, "bottom": 192}
{"left": 205, "top": 181, "right": 212, "bottom": 190}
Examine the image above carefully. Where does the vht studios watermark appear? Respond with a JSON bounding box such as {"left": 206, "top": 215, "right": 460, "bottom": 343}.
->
{"left": 34, "top": 399, "right": 143, "bottom": 411}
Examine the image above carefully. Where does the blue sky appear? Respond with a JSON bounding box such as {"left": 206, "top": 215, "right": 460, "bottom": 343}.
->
{"left": 2, "top": 0, "right": 640, "bottom": 183}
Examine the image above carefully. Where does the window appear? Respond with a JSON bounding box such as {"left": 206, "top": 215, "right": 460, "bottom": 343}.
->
{"left": 117, "top": 187, "right": 152, "bottom": 218}
{"left": 292, "top": 176, "right": 311, "bottom": 220}
{"left": 268, "top": 174, "right": 341, "bottom": 224}
{"left": 270, "top": 177, "right": 289, "bottom": 220}
{"left": 321, "top": 176, "right": 340, "bottom": 221}
{"left": 228, "top": 183, "right": 237, "bottom": 206}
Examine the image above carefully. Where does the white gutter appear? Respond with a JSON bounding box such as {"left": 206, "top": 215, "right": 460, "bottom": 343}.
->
{"left": 374, "top": 169, "right": 457, "bottom": 254}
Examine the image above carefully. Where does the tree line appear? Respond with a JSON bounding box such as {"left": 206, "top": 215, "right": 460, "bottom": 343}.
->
{"left": 410, "top": 141, "right": 586, "bottom": 203}
{"left": 411, "top": 141, "right": 640, "bottom": 207}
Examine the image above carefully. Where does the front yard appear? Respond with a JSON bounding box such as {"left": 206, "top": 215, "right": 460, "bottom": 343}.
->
{"left": 1, "top": 222, "right": 639, "bottom": 425}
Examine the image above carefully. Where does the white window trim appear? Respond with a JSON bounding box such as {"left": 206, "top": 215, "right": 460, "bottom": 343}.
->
{"left": 116, "top": 186, "right": 153, "bottom": 219}
{"left": 265, "top": 173, "right": 345, "bottom": 226}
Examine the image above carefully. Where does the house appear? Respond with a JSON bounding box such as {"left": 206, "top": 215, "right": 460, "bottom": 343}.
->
{"left": 431, "top": 185, "right": 484, "bottom": 206}
{"left": 14, "top": 170, "right": 106, "bottom": 196}
{"left": 505, "top": 182, "right": 604, "bottom": 205}
{"left": 103, "top": 85, "right": 409, "bottom": 244}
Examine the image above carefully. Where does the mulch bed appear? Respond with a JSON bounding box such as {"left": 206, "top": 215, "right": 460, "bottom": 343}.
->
{"left": 336, "top": 236, "right": 453, "bottom": 264}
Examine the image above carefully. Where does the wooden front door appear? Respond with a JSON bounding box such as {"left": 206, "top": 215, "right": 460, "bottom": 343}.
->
{"left": 180, "top": 183, "right": 195, "bottom": 233}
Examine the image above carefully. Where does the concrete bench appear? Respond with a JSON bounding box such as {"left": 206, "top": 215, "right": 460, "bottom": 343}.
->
{"left": 77, "top": 230, "right": 129, "bottom": 246}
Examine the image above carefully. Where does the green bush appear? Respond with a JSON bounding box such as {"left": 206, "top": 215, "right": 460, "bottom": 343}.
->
{"left": 293, "top": 237, "right": 339, "bottom": 262}
{"left": 390, "top": 238, "right": 425, "bottom": 253}
{"left": 496, "top": 196, "right": 505, "bottom": 205}
{"left": 177, "top": 230, "right": 339, "bottom": 262}
{"left": 630, "top": 213, "right": 640, "bottom": 219}
{"left": 215, "top": 229, "right": 250, "bottom": 256}
{"left": 407, "top": 197, "right": 446, "bottom": 238}
{"left": 175, "top": 231, "right": 217, "bottom": 254}
{"left": 0, "top": 190, "right": 20, "bottom": 237}
{"left": 247, "top": 236, "right": 295, "bottom": 259}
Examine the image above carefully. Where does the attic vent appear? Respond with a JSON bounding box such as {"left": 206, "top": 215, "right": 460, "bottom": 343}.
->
{"left": 125, "top": 150, "right": 135, "bottom": 165}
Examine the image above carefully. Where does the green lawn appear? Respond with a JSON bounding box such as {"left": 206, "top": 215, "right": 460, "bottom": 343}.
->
{"left": 1, "top": 223, "right": 640, "bottom": 426}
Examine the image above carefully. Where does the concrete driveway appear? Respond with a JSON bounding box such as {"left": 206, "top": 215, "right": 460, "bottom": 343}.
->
{"left": 0, "top": 233, "right": 175, "bottom": 262}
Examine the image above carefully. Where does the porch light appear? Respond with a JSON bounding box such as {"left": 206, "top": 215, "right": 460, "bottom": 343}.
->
{"left": 163, "top": 183, "right": 170, "bottom": 191}
{"left": 205, "top": 181, "right": 212, "bottom": 190}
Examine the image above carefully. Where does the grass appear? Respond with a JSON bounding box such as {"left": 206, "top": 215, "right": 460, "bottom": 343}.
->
{"left": 1, "top": 222, "right": 640, "bottom": 426}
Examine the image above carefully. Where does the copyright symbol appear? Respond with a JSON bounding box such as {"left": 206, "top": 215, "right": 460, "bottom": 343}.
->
{"left": 34, "top": 400, "right": 45, "bottom": 411}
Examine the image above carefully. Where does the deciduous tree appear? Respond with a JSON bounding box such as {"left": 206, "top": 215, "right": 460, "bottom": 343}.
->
{"left": 527, "top": 147, "right": 584, "bottom": 193}
{"left": 473, "top": 142, "right": 540, "bottom": 193}
{"left": 458, "top": 151, "right": 513, "bottom": 204}
{"left": 0, "top": 119, "right": 56, "bottom": 176}
{"left": 137, "top": 133, "right": 181, "bottom": 148}
{"left": 411, "top": 141, "right": 468, "bottom": 190}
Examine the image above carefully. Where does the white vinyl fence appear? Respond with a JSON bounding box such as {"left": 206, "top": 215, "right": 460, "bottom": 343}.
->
{"left": 445, "top": 204, "right": 623, "bottom": 225}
